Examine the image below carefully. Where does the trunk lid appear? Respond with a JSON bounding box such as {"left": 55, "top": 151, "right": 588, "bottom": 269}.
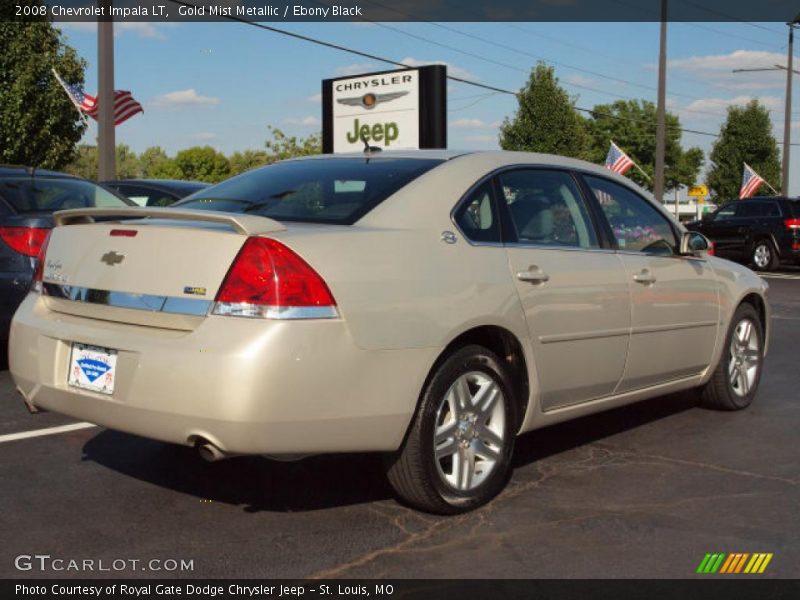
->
{"left": 40, "top": 208, "right": 285, "bottom": 329}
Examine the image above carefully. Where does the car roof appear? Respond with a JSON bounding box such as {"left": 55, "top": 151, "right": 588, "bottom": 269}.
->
{"left": 0, "top": 165, "right": 80, "bottom": 179}
{"left": 102, "top": 178, "right": 208, "bottom": 188}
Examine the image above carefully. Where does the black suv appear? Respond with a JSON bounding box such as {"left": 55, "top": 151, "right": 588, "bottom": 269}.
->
{"left": 0, "top": 166, "right": 134, "bottom": 351}
{"left": 687, "top": 196, "right": 800, "bottom": 271}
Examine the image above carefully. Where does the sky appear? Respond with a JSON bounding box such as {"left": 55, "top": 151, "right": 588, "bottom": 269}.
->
{"left": 56, "top": 19, "right": 800, "bottom": 196}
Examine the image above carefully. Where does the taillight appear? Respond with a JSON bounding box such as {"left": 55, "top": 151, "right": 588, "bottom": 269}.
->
{"left": 784, "top": 218, "right": 800, "bottom": 230}
{"left": 212, "top": 237, "right": 337, "bottom": 319}
{"left": 31, "top": 229, "right": 52, "bottom": 293}
{"left": 707, "top": 241, "right": 715, "bottom": 256}
{"left": 0, "top": 226, "right": 50, "bottom": 257}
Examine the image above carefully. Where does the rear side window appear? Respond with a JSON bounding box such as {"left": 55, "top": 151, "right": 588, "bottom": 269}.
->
{"left": 176, "top": 158, "right": 443, "bottom": 224}
{"left": 499, "top": 169, "right": 598, "bottom": 248}
{"left": 111, "top": 185, "right": 175, "bottom": 207}
{"left": 0, "top": 177, "right": 128, "bottom": 213}
{"left": 762, "top": 202, "right": 782, "bottom": 217}
{"left": 454, "top": 181, "right": 501, "bottom": 243}
{"left": 737, "top": 203, "right": 762, "bottom": 218}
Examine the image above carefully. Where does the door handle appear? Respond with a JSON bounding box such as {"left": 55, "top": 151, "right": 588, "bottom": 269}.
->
{"left": 633, "top": 269, "right": 656, "bottom": 285}
{"left": 516, "top": 269, "right": 549, "bottom": 284}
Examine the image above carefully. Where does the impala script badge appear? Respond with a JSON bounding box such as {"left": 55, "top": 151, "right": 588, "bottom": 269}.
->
{"left": 101, "top": 251, "right": 125, "bottom": 266}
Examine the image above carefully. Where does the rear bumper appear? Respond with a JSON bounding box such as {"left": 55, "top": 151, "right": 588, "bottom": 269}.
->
{"left": 9, "top": 293, "right": 436, "bottom": 455}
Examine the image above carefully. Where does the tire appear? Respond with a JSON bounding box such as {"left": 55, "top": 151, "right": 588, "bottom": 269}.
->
{"left": 385, "top": 345, "right": 518, "bottom": 514}
{"left": 751, "top": 239, "right": 778, "bottom": 271}
{"left": 700, "top": 303, "right": 764, "bottom": 411}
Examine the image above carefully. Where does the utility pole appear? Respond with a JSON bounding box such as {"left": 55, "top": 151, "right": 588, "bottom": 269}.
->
{"left": 781, "top": 19, "right": 796, "bottom": 196}
{"left": 98, "top": 0, "right": 115, "bottom": 181}
{"left": 732, "top": 14, "right": 799, "bottom": 197}
{"left": 653, "top": 0, "right": 667, "bottom": 204}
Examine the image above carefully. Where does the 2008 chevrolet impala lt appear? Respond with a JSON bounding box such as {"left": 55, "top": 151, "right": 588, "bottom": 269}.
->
{"left": 9, "top": 151, "right": 769, "bottom": 513}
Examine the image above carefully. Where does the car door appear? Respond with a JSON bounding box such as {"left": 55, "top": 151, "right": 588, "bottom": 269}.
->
{"left": 582, "top": 175, "right": 720, "bottom": 392}
{"left": 498, "top": 168, "right": 631, "bottom": 411}
{"left": 700, "top": 203, "right": 742, "bottom": 259}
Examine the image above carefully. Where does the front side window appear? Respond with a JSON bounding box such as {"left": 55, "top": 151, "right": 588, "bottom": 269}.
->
{"left": 454, "top": 181, "right": 500, "bottom": 243}
{"left": 584, "top": 175, "right": 677, "bottom": 255}
{"left": 498, "top": 169, "right": 598, "bottom": 248}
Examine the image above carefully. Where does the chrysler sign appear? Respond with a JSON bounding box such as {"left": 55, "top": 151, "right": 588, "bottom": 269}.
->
{"left": 322, "top": 65, "right": 447, "bottom": 154}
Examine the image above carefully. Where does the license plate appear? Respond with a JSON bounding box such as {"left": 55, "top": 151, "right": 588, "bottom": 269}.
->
{"left": 68, "top": 343, "right": 118, "bottom": 395}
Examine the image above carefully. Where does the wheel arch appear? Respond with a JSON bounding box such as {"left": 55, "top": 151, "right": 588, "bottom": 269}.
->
{"left": 415, "top": 325, "right": 531, "bottom": 436}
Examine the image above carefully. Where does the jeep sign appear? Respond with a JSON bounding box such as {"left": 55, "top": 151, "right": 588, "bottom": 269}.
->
{"left": 322, "top": 65, "right": 447, "bottom": 154}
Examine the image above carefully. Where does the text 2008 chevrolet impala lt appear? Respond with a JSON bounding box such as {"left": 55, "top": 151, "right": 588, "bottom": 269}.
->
{"left": 9, "top": 151, "right": 769, "bottom": 514}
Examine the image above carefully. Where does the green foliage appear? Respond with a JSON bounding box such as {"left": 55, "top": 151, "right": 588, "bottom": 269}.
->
{"left": 0, "top": 4, "right": 88, "bottom": 168}
{"left": 139, "top": 146, "right": 181, "bottom": 179}
{"left": 229, "top": 149, "right": 270, "bottom": 176}
{"left": 64, "top": 144, "right": 145, "bottom": 180}
{"left": 706, "top": 100, "right": 781, "bottom": 203}
{"left": 499, "top": 63, "right": 589, "bottom": 160}
{"left": 173, "top": 146, "right": 231, "bottom": 183}
{"left": 264, "top": 126, "right": 321, "bottom": 161}
{"left": 585, "top": 100, "right": 704, "bottom": 193}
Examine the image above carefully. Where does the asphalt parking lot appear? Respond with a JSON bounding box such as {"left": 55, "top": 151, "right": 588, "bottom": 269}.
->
{"left": 1, "top": 271, "right": 798, "bottom": 579}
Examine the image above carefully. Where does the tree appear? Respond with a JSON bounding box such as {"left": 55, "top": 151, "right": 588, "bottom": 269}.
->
{"left": 174, "top": 146, "right": 230, "bottom": 183}
{"left": 63, "top": 144, "right": 142, "bottom": 180}
{"left": 499, "top": 63, "right": 589, "bottom": 159}
{"left": 229, "top": 149, "right": 270, "bottom": 175}
{"left": 706, "top": 100, "right": 781, "bottom": 203}
{"left": 585, "top": 100, "right": 704, "bottom": 193}
{"left": 264, "top": 126, "right": 321, "bottom": 161}
{"left": 0, "top": 3, "right": 88, "bottom": 168}
{"left": 139, "top": 146, "right": 181, "bottom": 179}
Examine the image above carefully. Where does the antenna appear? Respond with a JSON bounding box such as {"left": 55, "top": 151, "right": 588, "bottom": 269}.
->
{"left": 361, "top": 133, "right": 382, "bottom": 154}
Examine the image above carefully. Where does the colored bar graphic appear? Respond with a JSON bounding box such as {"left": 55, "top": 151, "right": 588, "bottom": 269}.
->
{"left": 699, "top": 552, "right": 773, "bottom": 574}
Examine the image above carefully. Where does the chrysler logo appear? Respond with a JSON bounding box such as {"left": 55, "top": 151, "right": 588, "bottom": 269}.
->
{"left": 100, "top": 251, "right": 125, "bottom": 266}
{"left": 336, "top": 91, "right": 409, "bottom": 110}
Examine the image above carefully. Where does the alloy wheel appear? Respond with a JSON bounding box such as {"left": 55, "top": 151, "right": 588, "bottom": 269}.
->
{"left": 728, "top": 318, "right": 760, "bottom": 397}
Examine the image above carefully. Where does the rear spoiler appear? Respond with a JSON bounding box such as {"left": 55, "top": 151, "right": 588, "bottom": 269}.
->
{"left": 53, "top": 207, "right": 286, "bottom": 236}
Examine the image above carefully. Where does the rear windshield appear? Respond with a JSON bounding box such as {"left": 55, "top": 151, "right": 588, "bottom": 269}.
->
{"left": 0, "top": 177, "right": 129, "bottom": 214}
{"left": 175, "top": 157, "right": 444, "bottom": 224}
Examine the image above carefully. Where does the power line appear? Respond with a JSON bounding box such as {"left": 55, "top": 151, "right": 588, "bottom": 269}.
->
{"left": 164, "top": 0, "right": 800, "bottom": 146}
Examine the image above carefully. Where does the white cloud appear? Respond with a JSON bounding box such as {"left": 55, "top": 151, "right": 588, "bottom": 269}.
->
{"left": 400, "top": 57, "right": 477, "bottom": 81}
{"left": 58, "top": 22, "right": 172, "bottom": 40}
{"left": 150, "top": 89, "right": 220, "bottom": 110}
{"left": 563, "top": 74, "right": 596, "bottom": 88}
{"left": 668, "top": 50, "right": 791, "bottom": 91}
{"left": 307, "top": 93, "right": 322, "bottom": 103}
{"left": 462, "top": 134, "right": 499, "bottom": 143}
{"left": 335, "top": 63, "right": 376, "bottom": 76}
{"left": 685, "top": 95, "right": 782, "bottom": 114}
{"left": 285, "top": 116, "right": 321, "bottom": 127}
{"left": 451, "top": 118, "right": 502, "bottom": 129}
{"left": 191, "top": 132, "right": 217, "bottom": 141}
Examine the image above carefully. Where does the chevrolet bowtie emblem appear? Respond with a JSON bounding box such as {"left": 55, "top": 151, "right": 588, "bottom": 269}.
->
{"left": 101, "top": 251, "right": 125, "bottom": 266}
{"left": 336, "top": 91, "right": 409, "bottom": 109}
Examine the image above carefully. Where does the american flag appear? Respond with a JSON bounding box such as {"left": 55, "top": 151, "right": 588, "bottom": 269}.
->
{"left": 53, "top": 70, "right": 143, "bottom": 126}
{"left": 604, "top": 141, "right": 635, "bottom": 175}
{"left": 739, "top": 163, "right": 765, "bottom": 199}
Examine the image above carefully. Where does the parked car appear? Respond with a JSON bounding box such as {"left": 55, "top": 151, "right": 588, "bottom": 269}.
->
{"left": 101, "top": 179, "right": 209, "bottom": 207}
{"left": 687, "top": 196, "right": 800, "bottom": 271}
{"left": 9, "top": 151, "right": 769, "bottom": 514}
{"left": 0, "top": 166, "right": 134, "bottom": 351}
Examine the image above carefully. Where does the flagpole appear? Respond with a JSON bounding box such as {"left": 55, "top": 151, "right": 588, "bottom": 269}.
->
{"left": 632, "top": 162, "right": 652, "bottom": 182}
{"left": 51, "top": 68, "right": 89, "bottom": 124}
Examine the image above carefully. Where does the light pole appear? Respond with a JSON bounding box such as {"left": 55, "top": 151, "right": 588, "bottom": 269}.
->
{"left": 98, "top": 0, "right": 115, "bottom": 181}
{"left": 731, "top": 13, "right": 799, "bottom": 197}
{"left": 654, "top": 0, "right": 668, "bottom": 204}
{"left": 781, "top": 15, "right": 799, "bottom": 196}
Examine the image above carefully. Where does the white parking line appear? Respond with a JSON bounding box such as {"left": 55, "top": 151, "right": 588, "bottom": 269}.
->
{"left": 761, "top": 273, "right": 800, "bottom": 280}
{"left": 0, "top": 422, "right": 97, "bottom": 444}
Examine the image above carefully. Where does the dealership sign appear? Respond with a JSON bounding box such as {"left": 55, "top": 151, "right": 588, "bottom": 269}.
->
{"left": 322, "top": 65, "right": 447, "bottom": 153}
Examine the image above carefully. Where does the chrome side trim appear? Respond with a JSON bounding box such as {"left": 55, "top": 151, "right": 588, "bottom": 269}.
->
{"left": 42, "top": 283, "right": 212, "bottom": 316}
{"left": 539, "top": 328, "right": 630, "bottom": 344}
{"left": 631, "top": 321, "right": 718, "bottom": 335}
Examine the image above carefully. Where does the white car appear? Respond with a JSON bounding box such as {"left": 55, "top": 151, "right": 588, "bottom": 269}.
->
{"left": 10, "top": 151, "right": 769, "bottom": 513}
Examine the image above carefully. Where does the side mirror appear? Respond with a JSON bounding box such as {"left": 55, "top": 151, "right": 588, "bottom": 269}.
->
{"left": 680, "top": 231, "right": 713, "bottom": 256}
